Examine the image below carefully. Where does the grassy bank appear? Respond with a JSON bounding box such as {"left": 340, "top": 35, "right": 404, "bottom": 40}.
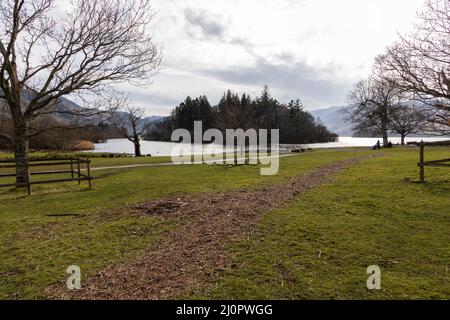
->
{"left": 0, "top": 150, "right": 173, "bottom": 167}
{"left": 0, "top": 149, "right": 367, "bottom": 299}
{"left": 192, "top": 147, "right": 450, "bottom": 299}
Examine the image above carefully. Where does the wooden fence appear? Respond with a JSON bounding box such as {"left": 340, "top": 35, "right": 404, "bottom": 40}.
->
{"left": 0, "top": 157, "right": 93, "bottom": 195}
{"left": 408, "top": 140, "right": 450, "bottom": 182}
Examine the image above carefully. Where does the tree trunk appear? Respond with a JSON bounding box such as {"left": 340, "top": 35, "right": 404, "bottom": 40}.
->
{"left": 380, "top": 106, "right": 389, "bottom": 146}
{"left": 13, "top": 125, "right": 30, "bottom": 184}
{"left": 380, "top": 123, "right": 389, "bottom": 146}
{"left": 401, "top": 133, "right": 406, "bottom": 146}
{"left": 134, "top": 139, "right": 142, "bottom": 157}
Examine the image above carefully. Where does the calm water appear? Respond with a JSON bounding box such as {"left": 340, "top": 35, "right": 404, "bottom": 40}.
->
{"left": 90, "top": 136, "right": 450, "bottom": 156}
{"left": 91, "top": 139, "right": 234, "bottom": 156}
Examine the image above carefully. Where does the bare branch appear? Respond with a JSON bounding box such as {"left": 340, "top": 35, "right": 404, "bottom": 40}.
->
{"left": 375, "top": 0, "right": 450, "bottom": 133}
{"left": 0, "top": 0, "right": 161, "bottom": 180}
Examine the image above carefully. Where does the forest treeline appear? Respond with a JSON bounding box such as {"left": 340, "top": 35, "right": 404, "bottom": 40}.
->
{"left": 144, "top": 86, "right": 337, "bottom": 144}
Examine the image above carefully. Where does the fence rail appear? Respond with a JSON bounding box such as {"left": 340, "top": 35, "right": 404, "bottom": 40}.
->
{"left": 408, "top": 140, "right": 450, "bottom": 182}
{"left": 0, "top": 157, "right": 93, "bottom": 195}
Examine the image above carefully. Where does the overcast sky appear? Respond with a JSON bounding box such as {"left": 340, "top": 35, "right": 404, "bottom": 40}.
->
{"left": 127, "top": 0, "right": 426, "bottom": 116}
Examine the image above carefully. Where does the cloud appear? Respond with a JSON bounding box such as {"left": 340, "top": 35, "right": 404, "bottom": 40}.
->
{"left": 130, "top": 0, "right": 427, "bottom": 115}
{"left": 183, "top": 8, "right": 227, "bottom": 39}
{"left": 199, "top": 58, "right": 350, "bottom": 108}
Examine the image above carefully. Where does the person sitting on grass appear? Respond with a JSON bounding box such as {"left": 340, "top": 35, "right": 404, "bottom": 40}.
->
{"left": 373, "top": 140, "right": 381, "bottom": 150}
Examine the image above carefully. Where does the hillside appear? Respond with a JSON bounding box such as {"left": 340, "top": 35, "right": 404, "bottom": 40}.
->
{"left": 1, "top": 89, "right": 162, "bottom": 135}
{"left": 311, "top": 106, "right": 354, "bottom": 137}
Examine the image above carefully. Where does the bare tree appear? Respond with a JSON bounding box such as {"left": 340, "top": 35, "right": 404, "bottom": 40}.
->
{"left": 0, "top": 0, "right": 161, "bottom": 184}
{"left": 115, "top": 106, "right": 145, "bottom": 157}
{"left": 375, "top": 0, "right": 450, "bottom": 133}
{"left": 347, "top": 77, "right": 401, "bottom": 145}
{"left": 390, "top": 104, "right": 428, "bottom": 145}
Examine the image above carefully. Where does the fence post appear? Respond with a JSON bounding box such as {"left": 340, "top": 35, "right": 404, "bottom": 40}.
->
{"left": 77, "top": 157, "right": 81, "bottom": 185}
{"left": 70, "top": 158, "right": 74, "bottom": 179}
{"left": 87, "top": 157, "right": 92, "bottom": 189}
{"left": 419, "top": 140, "right": 425, "bottom": 183}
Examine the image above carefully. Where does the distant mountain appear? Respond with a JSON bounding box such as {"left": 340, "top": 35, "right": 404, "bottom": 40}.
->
{"left": 47, "top": 97, "right": 163, "bottom": 130}
{"left": 1, "top": 89, "right": 83, "bottom": 124}
{"left": 101, "top": 112, "right": 163, "bottom": 135}
{"left": 142, "top": 115, "right": 163, "bottom": 127}
{"left": 1, "top": 89, "right": 163, "bottom": 135}
{"left": 311, "top": 106, "right": 354, "bottom": 137}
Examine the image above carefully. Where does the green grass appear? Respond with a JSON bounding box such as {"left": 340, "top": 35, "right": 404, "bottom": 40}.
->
{"left": 192, "top": 147, "right": 450, "bottom": 299}
{"left": 0, "top": 149, "right": 367, "bottom": 299}
{"left": 1, "top": 147, "right": 448, "bottom": 299}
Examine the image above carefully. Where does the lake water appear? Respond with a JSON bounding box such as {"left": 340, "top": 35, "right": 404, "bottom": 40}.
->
{"left": 302, "top": 136, "right": 449, "bottom": 149}
{"left": 90, "top": 136, "right": 450, "bottom": 156}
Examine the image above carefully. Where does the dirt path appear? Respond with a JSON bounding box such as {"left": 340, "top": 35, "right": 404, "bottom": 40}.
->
{"left": 49, "top": 155, "right": 375, "bottom": 300}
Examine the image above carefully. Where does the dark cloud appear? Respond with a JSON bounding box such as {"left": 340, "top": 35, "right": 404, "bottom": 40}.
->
{"left": 199, "top": 58, "right": 351, "bottom": 108}
{"left": 183, "top": 8, "right": 227, "bottom": 39}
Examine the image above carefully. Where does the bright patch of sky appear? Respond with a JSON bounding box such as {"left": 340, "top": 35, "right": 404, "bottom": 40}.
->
{"left": 124, "top": 0, "right": 426, "bottom": 115}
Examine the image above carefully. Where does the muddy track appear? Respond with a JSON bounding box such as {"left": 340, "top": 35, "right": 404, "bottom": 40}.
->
{"left": 49, "top": 155, "right": 377, "bottom": 300}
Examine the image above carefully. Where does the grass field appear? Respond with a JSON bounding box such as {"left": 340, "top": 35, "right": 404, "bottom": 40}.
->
{"left": 0, "top": 147, "right": 448, "bottom": 299}
{"left": 192, "top": 147, "right": 450, "bottom": 299}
